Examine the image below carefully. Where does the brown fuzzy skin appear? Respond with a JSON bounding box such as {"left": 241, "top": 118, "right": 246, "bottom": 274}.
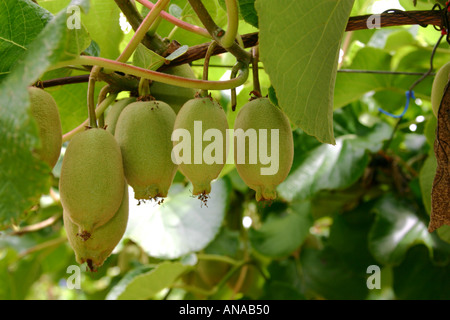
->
{"left": 59, "top": 128, "right": 125, "bottom": 237}
{"left": 64, "top": 183, "right": 129, "bottom": 272}
{"left": 114, "top": 100, "right": 178, "bottom": 200}
{"left": 233, "top": 98, "right": 294, "bottom": 201}
{"left": 173, "top": 97, "right": 229, "bottom": 195}
{"left": 28, "top": 87, "right": 62, "bottom": 168}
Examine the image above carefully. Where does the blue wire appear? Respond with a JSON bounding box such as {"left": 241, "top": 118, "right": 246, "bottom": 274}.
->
{"left": 378, "top": 90, "right": 415, "bottom": 118}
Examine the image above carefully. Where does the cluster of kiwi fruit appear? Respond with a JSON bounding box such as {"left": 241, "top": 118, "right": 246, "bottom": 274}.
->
{"left": 29, "top": 65, "right": 295, "bottom": 271}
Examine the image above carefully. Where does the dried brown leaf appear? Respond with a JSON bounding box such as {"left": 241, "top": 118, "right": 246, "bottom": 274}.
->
{"left": 429, "top": 82, "right": 450, "bottom": 232}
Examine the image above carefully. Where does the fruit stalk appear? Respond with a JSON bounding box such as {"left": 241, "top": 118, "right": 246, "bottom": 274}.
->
{"left": 199, "top": 41, "right": 218, "bottom": 97}
{"left": 63, "top": 92, "right": 118, "bottom": 142}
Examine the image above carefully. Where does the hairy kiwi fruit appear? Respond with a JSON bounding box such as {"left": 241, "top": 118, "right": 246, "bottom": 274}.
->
{"left": 431, "top": 61, "right": 450, "bottom": 117}
{"left": 64, "top": 183, "right": 129, "bottom": 272}
{"left": 114, "top": 100, "right": 178, "bottom": 200}
{"left": 233, "top": 97, "right": 293, "bottom": 201}
{"left": 59, "top": 128, "right": 125, "bottom": 239}
{"left": 150, "top": 64, "right": 198, "bottom": 114}
{"left": 105, "top": 97, "right": 136, "bottom": 135}
{"left": 28, "top": 86, "right": 62, "bottom": 168}
{"left": 172, "top": 96, "right": 229, "bottom": 195}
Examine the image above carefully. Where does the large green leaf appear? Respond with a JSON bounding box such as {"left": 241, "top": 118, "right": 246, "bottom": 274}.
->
{"left": 124, "top": 180, "right": 230, "bottom": 259}
{"left": 255, "top": 0, "right": 355, "bottom": 144}
{"left": 249, "top": 201, "right": 313, "bottom": 258}
{"left": 42, "top": 0, "right": 123, "bottom": 59}
{"left": 334, "top": 47, "right": 393, "bottom": 109}
{"left": 107, "top": 261, "right": 188, "bottom": 300}
{"left": 0, "top": 0, "right": 53, "bottom": 82}
{"left": 261, "top": 258, "right": 304, "bottom": 300}
{"left": 326, "top": 202, "right": 379, "bottom": 270}
{"left": 368, "top": 194, "right": 435, "bottom": 266}
{"left": 0, "top": 0, "right": 89, "bottom": 228}
{"left": 278, "top": 122, "right": 391, "bottom": 202}
{"left": 300, "top": 247, "right": 369, "bottom": 300}
{"left": 82, "top": 0, "right": 123, "bottom": 59}
{"left": 393, "top": 245, "right": 450, "bottom": 299}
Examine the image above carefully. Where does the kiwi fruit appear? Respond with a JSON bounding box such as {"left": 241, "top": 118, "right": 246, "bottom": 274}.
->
{"left": 28, "top": 86, "right": 62, "bottom": 168}
{"left": 114, "top": 100, "right": 178, "bottom": 200}
{"left": 233, "top": 97, "right": 293, "bottom": 201}
{"left": 150, "top": 64, "right": 198, "bottom": 114}
{"left": 105, "top": 97, "right": 136, "bottom": 135}
{"left": 59, "top": 128, "right": 125, "bottom": 239}
{"left": 64, "top": 183, "right": 129, "bottom": 272}
{"left": 173, "top": 96, "right": 229, "bottom": 196}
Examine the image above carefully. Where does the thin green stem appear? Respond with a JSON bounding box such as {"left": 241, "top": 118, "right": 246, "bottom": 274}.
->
{"left": 251, "top": 46, "right": 261, "bottom": 95}
{"left": 230, "top": 62, "right": 241, "bottom": 111}
{"left": 87, "top": 74, "right": 98, "bottom": 128}
{"left": 136, "top": 0, "right": 211, "bottom": 38}
{"left": 196, "top": 253, "right": 240, "bottom": 266}
{"left": 52, "top": 56, "right": 249, "bottom": 91}
{"left": 96, "top": 85, "right": 112, "bottom": 128}
{"left": 118, "top": 0, "right": 171, "bottom": 63}
{"left": 221, "top": 0, "right": 239, "bottom": 49}
{"left": 17, "top": 237, "right": 67, "bottom": 260}
{"left": 187, "top": 0, "right": 251, "bottom": 64}
{"left": 62, "top": 92, "right": 118, "bottom": 142}
{"left": 146, "top": 1, "right": 168, "bottom": 37}
{"left": 199, "top": 41, "right": 218, "bottom": 97}
{"left": 138, "top": 78, "right": 151, "bottom": 97}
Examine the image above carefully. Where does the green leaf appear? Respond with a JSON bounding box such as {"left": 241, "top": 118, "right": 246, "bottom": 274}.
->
{"left": 261, "top": 281, "right": 305, "bottom": 300}
{"left": 81, "top": 0, "right": 123, "bottom": 59}
{"left": 125, "top": 180, "right": 230, "bottom": 259}
{"left": 203, "top": 227, "right": 240, "bottom": 257}
{"left": 165, "top": 45, "right": 189, "bottom": 61}
{"left": 437, "top": 225, "right": 450, "bottom": 244}
{"left": 249, "top": 201, "right": 313, "bottom": 258}
{"left": 419, "top": 153, "right": 437, "bottom": 215}
{"left": 169, "top": 4, "right": 183, "bottom": 18}
{"left": 278, "top": 123, "right": 391, "bottom": 202}
{"left": 239, "top": 0, "right": 258, "bottom": 28}
{"left": 368, "top": 194, "right": 435, "bottom": 266}
{"left": 384, "top": 30, "right": 415, "bottom": 52}
{"left": 393, "top": 245, "right": 450, "bottom": 299}
{"left": 326, "top": 201, "right": 379, "bottom": 267}
{"left": 300, "top": 247, "right": 369, "bottom": 300}
{"left": 218, "top": 0, "right": 258, "bottom": 27}
{"left": 108, "top": 261, "right": 189, "bottom": 300}
{"left": 132, "top": 43, "right": 165, "bottom": 70}
{"left": 255, "top": 0, "right": 355, "bottom": 144}
{"left": 0, "top": 3, "right": 88, "bottom": 228}
{"left": 334, "top": 47, "right": 393, "bottom": 109}
{"left": 105, "top": 264, "right": 155, "bottom": 300}
{"left": 264, "top": 258, "right": 304, "bottom": 297}
{"left": 46, "top": 77, "right": 107, "bottom": 134}
{"left": 0, "top": 0, "right": 53, "bottom": 82}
